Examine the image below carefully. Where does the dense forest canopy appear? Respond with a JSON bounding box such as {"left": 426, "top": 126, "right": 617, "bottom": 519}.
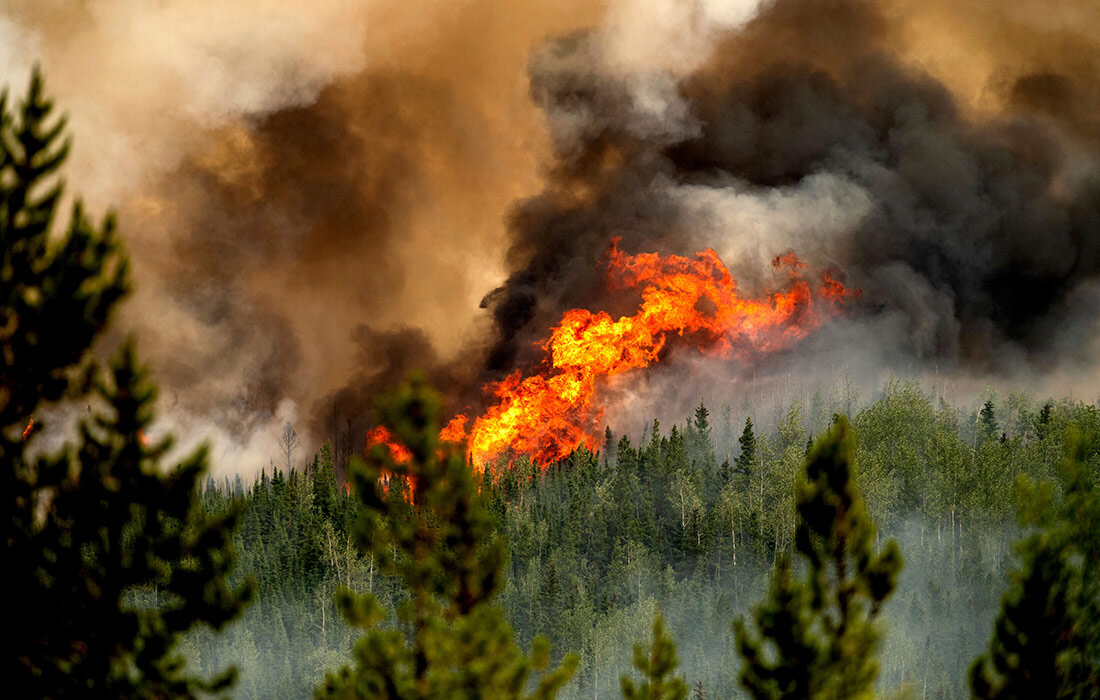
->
{"left": 186, "top": 377, "right": 1098, "bottom": 698}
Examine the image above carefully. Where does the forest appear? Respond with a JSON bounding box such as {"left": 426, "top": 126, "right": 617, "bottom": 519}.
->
{"left": 182, "top": 380, "right": 1100, "bottom": 699}
{"left": 6, "top": 25, "right": 1100, "bottom": 700}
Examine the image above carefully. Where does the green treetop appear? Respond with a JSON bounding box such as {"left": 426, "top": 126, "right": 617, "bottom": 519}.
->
{"left": 316, "top": 376, "right": 578, "bottom": 699}
{"left": 735, "top": 417, "right": 757, "bottom": 478}
{"left": 620, "top": 615, "right": 689, "bottom": 700}
{"left": 734, "top": 416, "right": 902, "bottom": 700}
{"left": 2, "top": 69, "right": 251, "bottom": 697}
{"left": 970, "top": 435, "right": 1100, "bottom": 699}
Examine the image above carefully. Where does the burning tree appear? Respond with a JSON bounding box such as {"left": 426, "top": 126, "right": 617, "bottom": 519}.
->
{"left": 316, "top": 376, "right": 577, "bottom": 699}
{"left": 1, "top": 70, "right": 251, "bottom": 696}
{"left": 734, "top": 416, "right": 902, "bottom": 700}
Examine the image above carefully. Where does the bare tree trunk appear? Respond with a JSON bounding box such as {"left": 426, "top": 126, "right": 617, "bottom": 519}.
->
{"left": 731, "top": 517, "right": 737, "bottom": 567}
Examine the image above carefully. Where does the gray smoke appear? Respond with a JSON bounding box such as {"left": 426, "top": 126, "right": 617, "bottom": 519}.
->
{"left": 484, "top": 0, "right": 1100, "bottom": 389}
{"left": 5, "top": 0, "right": 1100, "bottom": 473}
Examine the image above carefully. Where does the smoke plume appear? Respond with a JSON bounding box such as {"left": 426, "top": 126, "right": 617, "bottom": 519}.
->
{"left": 4, "top": 0, "right": 1100, "bottom": 472}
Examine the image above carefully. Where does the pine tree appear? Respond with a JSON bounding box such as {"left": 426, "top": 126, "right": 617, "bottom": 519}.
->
{"left": 316, "top": 376, "right": 578, "bottom": 699}
{"left": 734, "top": 417, "right": 902, "bottom": 700}
{"left": 312, "top": 441, "right": 340, "bottom": 525}
{"left": 735, "top": 417, "right": 756, "bottom": 478}
{"left": 979, "top": 401, "right": 998, "bottom": 441}
{"left": 2, "top": 70, "right": 251, "bottom": 697}
{"left": 620, "top": 615, "right": 688, "bottom": 700}
{"left": 969, "top": 437, "right": 1100, "bottom": 699}
{"left": 686, "top": 401, "right": 714, "bottom": 463}
{"left": 1036, "top": 402, "right": 1053, "bottom": 440}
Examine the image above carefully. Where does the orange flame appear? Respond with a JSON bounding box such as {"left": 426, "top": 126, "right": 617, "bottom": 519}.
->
{"left": 440, "top": 414, "right": 468, "bottom": 444}
{"left": 365, "top": 425, "right": 412, "bottom": 464}
{"left": 22, "top": 418, "right": 34, "bottom": 441}
{"left": 365, "top": 425, "right": 415, "bottom": 502}
{"left": 454, "top": 239, "right": 857, "bottom": 467}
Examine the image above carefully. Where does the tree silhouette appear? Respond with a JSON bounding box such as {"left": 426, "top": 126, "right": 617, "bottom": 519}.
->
{"left": 970, "top": 435, "right": 1100, "bottom": 699}
{"left": 734, "top": 417, "right": 902, "bottom": 700}
{"left": 620, "top": 615, "right": 689, "bottom": 700}
{"left": 316, "top": 376, "right": 577, "bottom": 699}
{"left": 2, "top": 69, "right": 251, "bottom": 697}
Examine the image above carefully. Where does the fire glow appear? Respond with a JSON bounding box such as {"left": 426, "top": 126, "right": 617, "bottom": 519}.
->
{"left": 365, "top": 425, "right": 417, "bottom": 502}
{"left": 446, "top": 239, "right": 858, "bottom": 467}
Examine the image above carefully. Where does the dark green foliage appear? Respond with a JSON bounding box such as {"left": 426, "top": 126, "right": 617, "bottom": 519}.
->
{"left": 734, "top": 417, "right": 902, "bottom": 700}
{"left": 316, "top": 377, "right": 577, "bottom": 699}
{"left": 183, "top": 379, "right": 1100, "bottom": 699}
{"left": 620, "top": 615, "right": 688, "bottom": 700}
{"left": 970, "top": 438, "right": 1100, "bottom": 699}
{"left": 979, "top": 401, "right": 999, "bottom": 441}
{"left": 735, "top": 417, "right": 756, "bottom": 477}
{"left": 1037, "top": 402, "right": 1054, "bottom": 440}
{"left": 2, "top": 70, "right": 250, "bottom": 697}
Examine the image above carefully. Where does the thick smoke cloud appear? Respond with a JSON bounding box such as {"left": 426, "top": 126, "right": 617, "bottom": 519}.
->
{"left": 5, "top": 0, "right": 1100, "bottom": 472}
{"left": 1, "top": 0, "right": 601, "bottom": 472}
{"left": 483, "top": 0, "right": 1100, "bottom": 396}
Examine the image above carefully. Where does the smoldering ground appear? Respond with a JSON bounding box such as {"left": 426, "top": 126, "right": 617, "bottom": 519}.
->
{"left": 4, "top": 0, "right": 1100, "bottom": 473}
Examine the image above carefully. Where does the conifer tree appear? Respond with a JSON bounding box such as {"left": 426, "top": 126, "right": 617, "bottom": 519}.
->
{"left": 735, "top": 417, "right": 756, "bottom": 477}
{"left": 620, "top": 615, "right": 689, "bottom": 700}
{"left": 734, "top": 417, "right": 902, "bottom": 700}
{"left": 969, "top": 437, "right": 1100, "bottom": 699}
{"left": 316, "top": 376, "right": 577, "bottom": 699}
{"left": 687, "top": 401, "right": 717, "bottom": 487}
{"left": 2, "top": 69, "right": 251, "bottom": 697}
{"left": 979, "top": 401, "right": 998, "bottom": 441}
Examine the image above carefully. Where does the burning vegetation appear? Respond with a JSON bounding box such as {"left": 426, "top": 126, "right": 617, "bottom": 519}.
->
{"left": 366, "top": 238, "right": 857, "bottom": 472}
{"left": 451, "top": 240, "right": 857, "bottom": 467}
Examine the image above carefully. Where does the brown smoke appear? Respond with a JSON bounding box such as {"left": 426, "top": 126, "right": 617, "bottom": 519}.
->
{"left": 4, "top": 0, "right": 1100, "bottom": 471}
{"left": 1, "top": 0, "right": 603, "bottom": 464}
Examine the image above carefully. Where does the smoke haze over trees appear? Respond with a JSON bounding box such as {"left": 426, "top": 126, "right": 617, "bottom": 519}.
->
{"left": 183, "top": 377, "right": 1100, "bottom": 698}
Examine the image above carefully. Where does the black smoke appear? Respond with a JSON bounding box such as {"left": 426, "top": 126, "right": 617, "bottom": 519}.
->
{"left": 481, "top": 0, "right": 1100, "bottom": 379}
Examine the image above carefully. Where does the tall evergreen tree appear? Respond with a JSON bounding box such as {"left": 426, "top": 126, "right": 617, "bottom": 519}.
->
{"left": 2, "top": 70, "right": 251, "bottom": 697}
{"left": 734, "top": 417, "right": 902, "bottom": 700}
{"left": 316, "top": 377, "right": 577, "bottom": 699}
{"left": 979, "top": 401, "right": 999, "bottom": 441}
{"left": 620, "top": 615, "right": 688, "bottom": 700}
{"left": 735, "top": 417, "right": 757, "bottom": 477}
{"left": 970, "top": 437, "right": 1100, "bottom": 699}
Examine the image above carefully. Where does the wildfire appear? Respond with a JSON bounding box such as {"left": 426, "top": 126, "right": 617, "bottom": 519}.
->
{"left": 365, "top": 425, "right": 415, "bottom": 501}
{"left": 365, "top": 425, "right": 412, "bottom": 464}
{"left": 22, "top": 418, "right": 34, "bottom": 441}
{"left": 440, "top": 415, "right": 468, "bottom": 444}
{"left": 450, "top": 239, "right": 858, "bottom": 467}
{"left": 360, "top": 241, "right": 857, "bottom": 476}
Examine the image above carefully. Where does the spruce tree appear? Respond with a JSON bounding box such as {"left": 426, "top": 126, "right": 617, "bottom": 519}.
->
{"left": 735, "top": 417, "right": 756, "bottom": 477}
{"left": 734, "top": 417, "right": 902, "bottom": 700}
{"left": 979, "top": 401, "right": 998, "bottom": 441}
{"left": 969, "top": 437, "right": 1100, "bottom": 699}
{"left": 316, "top": 376, "right": 577, "bottom": 699}
{"left": 2, "top": 70, "right": 251, "bottom": 697}
{"left": 620, "top": 615, "right": 689, "bottom": 700}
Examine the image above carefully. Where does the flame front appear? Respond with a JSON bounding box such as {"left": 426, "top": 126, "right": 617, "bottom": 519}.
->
{"left": 365, "top": 425, "right": 412, "bottom": 464}
{"left": 365, "top": 425, "right": 415, "bottom": 501}
{"left": 455, "top": 239, "right": 858, "bottom": 467}
{"left": 22, "top": 418, "right": 34, "bottom": 441}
